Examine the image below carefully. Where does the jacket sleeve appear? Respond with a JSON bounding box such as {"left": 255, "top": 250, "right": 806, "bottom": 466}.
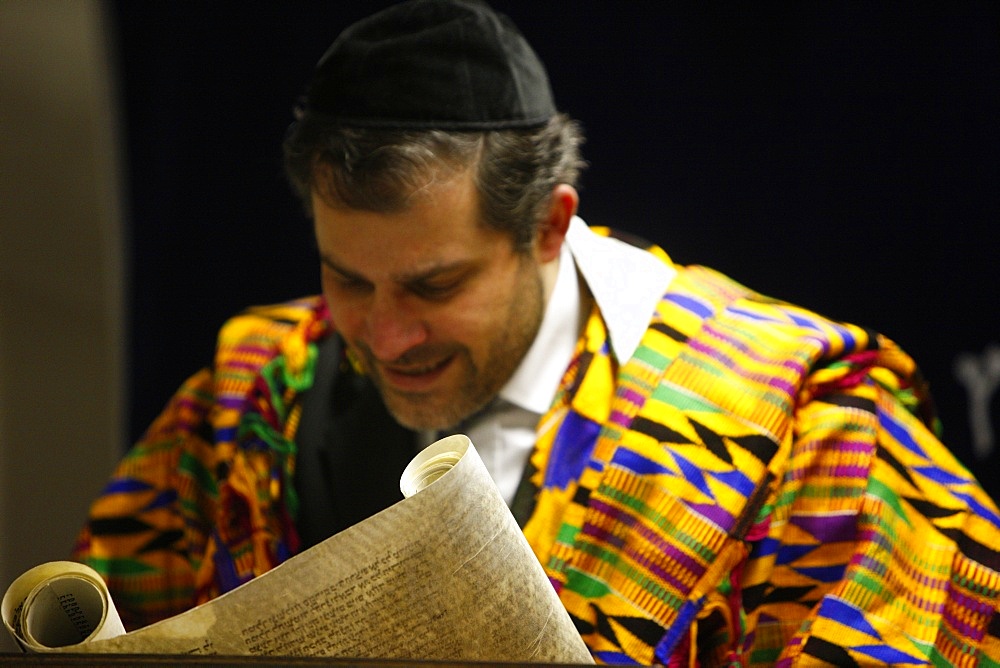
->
{"left": 70, "top": 297, "right": 327, "bottom": 630}
{"left": 735, "top": 334, "right": 1000, "bottom": 666}
{"left": 71, "top": 368, "right": 219, "bottom": 630}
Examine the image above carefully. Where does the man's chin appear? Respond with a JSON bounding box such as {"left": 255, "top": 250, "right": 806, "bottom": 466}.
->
{"left": 381, "top": 393, "right": 454, "bottom": 432}
{"left": 380, "top": 388, "right": 487, "bottom": 433}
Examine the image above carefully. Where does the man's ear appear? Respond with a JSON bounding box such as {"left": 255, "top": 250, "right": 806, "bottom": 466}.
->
{"left": 536, "top": 184, "right": 579, "bottom": 263}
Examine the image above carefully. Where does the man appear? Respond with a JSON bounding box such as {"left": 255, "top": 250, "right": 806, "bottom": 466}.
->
{"left": 74, "top": 0, "right": 1000, "bottom": 664}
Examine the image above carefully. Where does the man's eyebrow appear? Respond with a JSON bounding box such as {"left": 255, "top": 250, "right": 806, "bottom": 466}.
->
{"left": 319, "top": 253, "right": 367, "bottom": 281}
{"left": 319, "top": 252, "right": 475, "bottom": 284}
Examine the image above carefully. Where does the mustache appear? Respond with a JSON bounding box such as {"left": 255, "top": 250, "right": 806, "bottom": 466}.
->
{"left": 353, "top": 341, "right": 460, "bottom": 368}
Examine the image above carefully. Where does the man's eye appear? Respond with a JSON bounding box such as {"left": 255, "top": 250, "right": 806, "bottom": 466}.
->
{"left": 413, "top": 280, "right": 460, "bottom": 300}
{"left": 328, "top": 274, "right": 370, "bottom": 293}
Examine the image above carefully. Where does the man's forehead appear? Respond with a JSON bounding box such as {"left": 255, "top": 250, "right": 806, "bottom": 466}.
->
{"left": 312, "top": 175, "right": 510, "bottom": 278}
{"left": 310, "top": 160, "right": 479, "bottom": 215}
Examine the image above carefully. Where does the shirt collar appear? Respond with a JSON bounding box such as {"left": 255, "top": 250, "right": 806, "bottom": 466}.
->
{"left": 499, "top": 217, "right": 676, "bottom": 414}
{"left": 565, "top": 217, "right": 677, "bottom": 363}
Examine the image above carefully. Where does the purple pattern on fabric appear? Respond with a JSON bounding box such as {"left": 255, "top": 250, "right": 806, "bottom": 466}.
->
{"left": 173, "top": 396, "right": 208, "bottom": 412}
{"left": 227, "top": 360, "right": 270, "bottom": 372}
{"left": 789, "top": 513, "right": 859, "bottom": 543}
{"left": 580, "top": 520, "right": 627, "bottom": 551}
{"left": 701, "top": 319, "right": 811, "bottom": 377}
{"left": 609, "top": 409, "right": 632, "bottom": 427}
{"left": 943, "top": 587, "right": 993, "bottom": 639}
{"left": 587, "top": 498, "right": 708, "bottom": 589}
{"left": 687, "top": 336, "right": 798, "bottom": 397}
{"left": 619, "top": 386, "right": 647, "bottom": 406}
{"left": 230, "top": 344, "right": 275, "bottom": 357}
{"left": 683, "top": 500, "right": 734, "bottom": 530}
{"left": 852, "top": 552, "right": 889, "bottom": 578}
{"left": 217, "top": 395, "right": 248, "bottom": 409}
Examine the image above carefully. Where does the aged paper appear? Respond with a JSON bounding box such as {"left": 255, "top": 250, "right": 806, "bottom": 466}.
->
{"left": 3, "top": 435, "right": 593, "bottom": 664}
{"left": 1, "top": 561, "right": 126, "bottom": 651}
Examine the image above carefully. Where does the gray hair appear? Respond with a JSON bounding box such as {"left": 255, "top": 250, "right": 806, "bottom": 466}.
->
{"left": 283, "top": 113, "right": 586, "bottom": 250}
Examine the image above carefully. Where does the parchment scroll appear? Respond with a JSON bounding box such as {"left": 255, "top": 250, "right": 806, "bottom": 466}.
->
{"left": 3, "top": 435, "right": 593, "bottom": 664}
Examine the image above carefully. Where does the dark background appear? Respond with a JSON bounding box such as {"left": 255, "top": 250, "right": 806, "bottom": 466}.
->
{"left": 109, "top": 2, "right": 1000, "bottom": 501}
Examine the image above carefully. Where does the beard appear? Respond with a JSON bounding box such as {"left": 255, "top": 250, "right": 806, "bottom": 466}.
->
{"left": 348, "top": 262, "right": 545, "bottom": 431}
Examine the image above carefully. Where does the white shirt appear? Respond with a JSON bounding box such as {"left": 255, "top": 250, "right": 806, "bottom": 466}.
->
{"left": 427, "top": 217, "right": 677, "bottom": 505}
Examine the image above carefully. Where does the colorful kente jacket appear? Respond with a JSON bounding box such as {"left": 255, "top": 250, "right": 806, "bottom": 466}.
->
{"left": 73, "top": 235, "right": 1000, "bottom": 666}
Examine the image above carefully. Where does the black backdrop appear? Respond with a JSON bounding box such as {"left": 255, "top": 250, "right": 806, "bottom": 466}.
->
{"left": 110, "top": 2, "right": 1000, "bottom": 502}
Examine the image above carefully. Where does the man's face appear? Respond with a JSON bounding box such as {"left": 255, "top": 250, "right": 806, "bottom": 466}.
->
{"left": 312, "top": 170, "right": 546, "bottom": 431}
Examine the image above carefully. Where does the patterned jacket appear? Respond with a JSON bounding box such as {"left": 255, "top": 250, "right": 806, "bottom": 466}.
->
{"left": 74, "top": 236, "right": 1000, "bottom": 665}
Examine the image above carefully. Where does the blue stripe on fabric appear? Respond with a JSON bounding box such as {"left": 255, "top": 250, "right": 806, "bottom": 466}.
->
{"left": 776, "top": 543, "right": 818, "bottom": 565}
{"left": 544, "top": 411, "right": 601, "bottom": 490}
{"left": 834, "top": 323, "right": 856, "bottom": 351}
{"left": 708, "top": 468, "right": 756, "bottom": 497}
{"left": 592, "top": 651, "right": 639, "bottom": 665}
{"left": 852, "top": 644, "right": 926, "bottom": 664}
{"left": 728, "top": 306, "right": 781, "bottom": 324}
{"left": 751, "top": 537, "right": 780, "bottom": 558}
{"left": 788, "top": 311, "right": 824, "bottom": 331}
{"left": 878, "top": 411, "right": 929, "bottom": 460}
{"left": 143, "top": 489, "right": 178, "bottom": 511}
{"left": 611, "top": 447, "right": 671, "bottom": 476}
{"left": 672, "top": 451, "right": 712, "bottom": 497}
{"left": 817, "top": 597, "right": 881, "bottom": 639}
{"left": 665, "top": 293, "right": 713, "bottom": 319}
{"left": 212, "top": 535, "right": 250, "bottom": 594}
{"left": 655, "top": 598, "right": 703, "bottom": 664}
{"left": 215, "top": 426, "right": 238, "bottom": 442}
{"left": 104, "top": 478, "right": 153, "bottom": 494}
{"left": 913, "top": 465, "right": 970, "bottom": 487}
{"left": 795, "top": 564, "right": 847, "bottom": 583}
{"left": 953, "top": 491, "right": 1000, "bottom": 527}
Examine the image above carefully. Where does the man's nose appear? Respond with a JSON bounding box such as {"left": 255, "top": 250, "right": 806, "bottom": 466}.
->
{"left": 364, "top": 293, "right": 428, "bottom": 361}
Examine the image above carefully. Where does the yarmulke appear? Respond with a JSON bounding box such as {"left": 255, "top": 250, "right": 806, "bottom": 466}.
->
{"left": 305, "top": 0, "right": 557, "bottom": 129}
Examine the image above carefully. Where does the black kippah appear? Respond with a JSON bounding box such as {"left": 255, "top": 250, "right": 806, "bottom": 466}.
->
{"left": 304, "top": 0, "right": 557, "bottom": 130}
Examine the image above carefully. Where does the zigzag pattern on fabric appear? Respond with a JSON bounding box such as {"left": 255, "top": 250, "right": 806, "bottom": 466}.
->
{"left": 524, "top": 260, "right": 1000, "bottom": 665}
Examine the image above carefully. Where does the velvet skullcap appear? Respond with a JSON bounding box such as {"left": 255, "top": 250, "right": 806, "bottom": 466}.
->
{"left": 304, "top": 0, "right": 557, "bottom": 129}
